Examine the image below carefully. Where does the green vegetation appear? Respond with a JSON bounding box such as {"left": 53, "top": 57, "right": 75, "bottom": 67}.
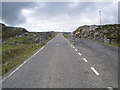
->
{"left": 45, "top": 33, "right": 57, "bottom": 43}
{"left": 94, "top": 40, "right": 120, "bottom": 48}
{"left": 63, "top": 33, "right": 71, "bottom": 38}
{"left": 2, "top": 44, "right": 41, "bottom": 74}
{"left": 0, "top": 67, "right": 1, "bottom": 76}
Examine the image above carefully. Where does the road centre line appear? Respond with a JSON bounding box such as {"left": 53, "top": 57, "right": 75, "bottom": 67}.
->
{"left": 75, "top": 49, "right": 77, "bottom": 51}
{"left": 55, "top": 44, "right": 59, "bottom": 45}
{"left": 91, "top": 67, "right": 99, "bottom": 75}
{"left": 78, "top": 52, "right": 81, "bottom": 56}
{"left": 62, "top": 34, "right": 101, "bottom": 80}
{"left": 82, "top": 58, "right": 88, "bottom": 62}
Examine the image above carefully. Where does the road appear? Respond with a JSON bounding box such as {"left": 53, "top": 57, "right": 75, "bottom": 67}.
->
{"left": 2, "top": 33, "right": 118, "bottom": 89}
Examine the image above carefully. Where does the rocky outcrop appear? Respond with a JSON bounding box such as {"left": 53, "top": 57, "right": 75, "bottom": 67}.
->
{"left": 1, "top": 23, "right": 56, "bottom": 45}
{"left": 73, "top": 24, "right": 120, "bottom": 44}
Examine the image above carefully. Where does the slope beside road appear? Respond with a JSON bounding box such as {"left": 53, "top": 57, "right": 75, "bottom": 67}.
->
{"left": 2, "top": 33, "right": 118, "bottom": 89}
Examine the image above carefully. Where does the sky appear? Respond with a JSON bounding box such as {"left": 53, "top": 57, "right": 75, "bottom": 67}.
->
{"left": 1, "top": 1, "right": 118, "bottom": 32}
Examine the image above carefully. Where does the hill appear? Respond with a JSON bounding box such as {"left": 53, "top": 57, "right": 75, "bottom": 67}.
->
{"left": 1, "top": 23, "right": 28, "bottom": 41}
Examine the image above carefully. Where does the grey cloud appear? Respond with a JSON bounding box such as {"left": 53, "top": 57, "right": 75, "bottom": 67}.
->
{"left": 33, "top": 2, "right": 113, "bottom": 19}
{"left": 0, "top": 2, "right": 2, "bottom": 19}
{"left": 30, "top": 2, "right": 97, "bottom": 22}
{"left": 35, "top": 2, "right": 95, "bottom": 16}
{"left": 2, "top": 2, "right": 35, "bottom": 26}
{"left": 34, "top": 2, "right": 70, "bottom": 18}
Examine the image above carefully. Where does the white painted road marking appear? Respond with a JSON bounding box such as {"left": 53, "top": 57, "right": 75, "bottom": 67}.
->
{"left": 91, "top": 67, "right": 99, "bottom": 75}
{"left": 78, "top": 52, "right": 81, "bottom": 56}
{"left": 62, "top": 34, "right": 70, "bottom": 44}
{"left": 55, "top": 44, "right": 60, "bottom": 46}
{"left": 73, "top": 47, "right": 75, "bottom": 48}
{"left": 83, "top": 58, "right": 88, "bottom": 62}
{"left": 107, "top": 87, "right": 113, "bottom": 90}
{"left": 71, "top": 45, "right": 73, "bottom": 47}
{"left": 75, "top": 49, "right": 77, "bottom": 51}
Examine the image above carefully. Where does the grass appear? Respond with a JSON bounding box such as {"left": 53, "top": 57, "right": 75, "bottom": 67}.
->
{"left": 45, "top": 33, "right": 57, "bottom": 43}
{"left": 63, "top": 33, "right": 71, "bottom": 38}
{"left": 0, "top": 58, "right": 1, "bottom": 75}
{"left": 2, "top": 33, "right": 57, "bottom": 75}
{"left": 0, "top": 45, "right": 1, "bottom": 75}
{"left": 2, "top": 44, "right": 42, "bottom": 75}
{"left": 0, "top": 46, "right": 2, "bottom": 50}
{"left": 94, "top": 40, "right": 120, "bottom": 48}
{"left": 77, "top": 37, "right": 120, "bottom": 48}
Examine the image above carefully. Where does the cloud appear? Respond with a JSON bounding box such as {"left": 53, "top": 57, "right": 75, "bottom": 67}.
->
{"left": 68, "top": 2, "right": 80, "bottom": 9}
{"left": 1, "top": 2, "right": 118, "bottom": 32}
{"left": 2, "top": 2, "right": 36, "bottom": 25}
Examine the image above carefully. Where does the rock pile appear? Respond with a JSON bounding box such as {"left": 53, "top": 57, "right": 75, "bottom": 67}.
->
{"left": 73, "top": 24, "right": 120, "bottom": 44}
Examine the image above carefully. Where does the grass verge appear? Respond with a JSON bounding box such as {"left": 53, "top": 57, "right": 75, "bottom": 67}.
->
{"left": 62, "top": 33, "right": 71, "bottom": 38}
{"left": 94, "top": 40, "right": 120, "bottom": 48}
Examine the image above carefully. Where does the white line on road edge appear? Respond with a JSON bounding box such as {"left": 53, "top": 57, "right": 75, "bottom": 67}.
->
{"left": 1, "top": 37, "right": 54, "bottom": 82}
{"left": 78, "top": 52, "right": 81, "bottom": 56}
{"left": 83, "top": 58, "right": 88, "bottom": 62}
{"left": 47, "top": 38, "right": 54, "bottom": 44}
{"left": 91, "top": 67, "right": 99, "bottom": 76}
{"left": 75, "top": 49, "right": 77, "bottom": 51}
{"left": 47, "top": 40, "right": 51, "bottom": 44}
{"left": 61, "top": 34, "right": 71, "bottom": 44}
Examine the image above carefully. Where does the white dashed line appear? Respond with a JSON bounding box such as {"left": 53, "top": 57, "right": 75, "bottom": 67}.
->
{"left": 83, "top": 58, "right": 88, "bottom": 62}
{"left": 107, "top": 87, "right": 113, "bottom": 90}
{"left": 71, "top": 45, "right": 73, "bottom": 47}
{"left": 55, "top": 44, "right": 60, "bottom": 46}
{"left": 75, "top": 49, "right": 77, "bottom": 51}
{"left": 62, "top": 34, "right": 100, "bottom": 77}
{"left": 91, "top": 67, "right": 99, "bottom": 76}
{"left": 78, "top": 52, "right": 81, "bottom": 56}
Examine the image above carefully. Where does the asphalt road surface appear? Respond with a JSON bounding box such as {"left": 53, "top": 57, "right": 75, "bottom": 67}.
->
{"left": 2, "top": 33, "right": 118, "bottom": 89}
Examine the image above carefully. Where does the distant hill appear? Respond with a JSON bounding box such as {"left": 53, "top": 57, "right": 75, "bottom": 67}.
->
{"left": 1, "top": 23, "right": 28, "bottom": 41}
{"left": 73, "top": 24, "right": 120, "bottom": 44}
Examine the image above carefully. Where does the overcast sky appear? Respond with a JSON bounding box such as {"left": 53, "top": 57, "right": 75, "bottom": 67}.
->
{"left": 1, "top": 1, "right": 118, "bottom": 32}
